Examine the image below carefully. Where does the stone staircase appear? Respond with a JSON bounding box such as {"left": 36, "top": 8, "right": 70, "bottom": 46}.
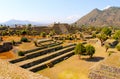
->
{"left": 10, "top": 42, "right": 75, "bottom": 72}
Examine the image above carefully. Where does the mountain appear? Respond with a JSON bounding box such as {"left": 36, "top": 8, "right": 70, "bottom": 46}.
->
{"left": 75, "top": 7, "right": 120, "bottom": 26}
{"left": 0, "top": 19, "right": 49, "bottom": 26}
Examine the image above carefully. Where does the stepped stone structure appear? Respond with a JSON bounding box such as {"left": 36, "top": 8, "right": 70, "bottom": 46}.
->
{"left": 10, "top": 39, "right": 75, "bottom": 72}
{"left": 49, "top": 23, "right": 69, "bottom": 34}
{"left": 89, "top": 53, "right": 120, "bottom": 79}
{"left": 0, "top": 59, "right": 49, "bottom": 79}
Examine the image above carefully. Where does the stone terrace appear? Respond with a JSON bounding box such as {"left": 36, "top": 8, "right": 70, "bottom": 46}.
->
{"left": 0, "top": 59, "right": 49, "bottom": 79}
{"left": 9, "top": 39, "right": 75, "bottom": 72}
{"left": 89, "top": 53, "right": 120, "bottom": 79}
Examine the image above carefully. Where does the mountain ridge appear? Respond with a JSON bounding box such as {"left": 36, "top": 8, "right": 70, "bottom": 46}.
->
{"left": 0, "top": 19, "right": 49, "bottom": 26}
{"left": 75, "top": 6, "right": 120, "bottom": 26}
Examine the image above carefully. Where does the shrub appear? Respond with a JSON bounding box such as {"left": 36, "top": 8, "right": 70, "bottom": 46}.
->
{"left": 21, "top": 30, "right": 27, "bottom": 35}
{"left": 21, "top": 37, "right": 29, "bottom": 42}
{"left": 11, "top": 40, "right": 16, "bottom": 45}
{"left": 105, "top": 43, "right": 110, "bottom": 52}
{"left": 116, "top": 44, "right": 120, "bottom": 51}
{"left": 92, "top": 33, "right": 96, "bottom": 38}
{"left": 101, "top": 27, "right": 112, "bottom": 36}
{"left": 86, "top": 45, "right": 95, "bottom": 58}
{"left": 97, "top": 33, "right": 108, "bottom": 46}
{"left": 113, "top": 30, "right": 120, "bottom": 40}
{"left": 74, "top": 43, "right": 86, "bottom": 58}
{"left": 40, "top": 32, "right": 46, "bottom": 37}
{"left": 18, "top": 51, "right": 25, "bottom": 56}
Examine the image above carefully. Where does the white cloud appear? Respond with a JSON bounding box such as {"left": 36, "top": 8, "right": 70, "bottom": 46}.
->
{"left": 64, "top": 15, "right": 81, "bottom": 23}
{"left": 103, "top": 5, "right": 111, "bottom": 10}
{"left": 66, "top": 15, "right": 80, "bottom": 20}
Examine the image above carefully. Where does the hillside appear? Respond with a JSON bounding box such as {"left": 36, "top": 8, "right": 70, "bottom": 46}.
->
{"left": 75, "top": 7, "right": 120, "bottom": 26}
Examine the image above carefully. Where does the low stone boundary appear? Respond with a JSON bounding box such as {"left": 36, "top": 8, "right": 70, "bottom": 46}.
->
{"left": 24, "top": 42, "right": 62, "bottom": 54}
{"left": 30, "top": 51, "right": 74, "bottom": 72}
{"left": 21, "top": 46, "right": 74, "bottom": 68}
{"left": 10, "top": 45, "right": 62, "bottom": 63}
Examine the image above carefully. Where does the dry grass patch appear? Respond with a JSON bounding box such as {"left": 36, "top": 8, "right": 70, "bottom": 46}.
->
{"left": 17, "top": 42, "right": 36, "bottom": 51}
{"left": 2, "top": 36, "right": 21, "bottom": 42}
{"left": 0, "top": 51, "right": 16, "bottom": 59}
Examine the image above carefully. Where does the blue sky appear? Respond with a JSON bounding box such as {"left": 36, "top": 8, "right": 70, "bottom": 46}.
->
{"left": 0, "top": 0, "right": 120, "bottom": 23}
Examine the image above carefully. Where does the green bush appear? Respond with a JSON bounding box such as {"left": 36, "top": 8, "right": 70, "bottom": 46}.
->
{"left": 40, "top": 32, "right": 46, "bottom": 37}
{"left": 86, "top": 45, "right": 95, "bottom": 58}
{"left": 11, "top": 40, "right": 16, "bottom": 45}
{"left": 21, "top": 30, "right": 27, "bottom": 35}
{"left": 21, "top": 37, "right": 29, "bottom": 42}
{"left": 18, "top": 51, "right": 25, "bottom": 56}
{"left": 74, "top": 43, "right": 86, "bottom": 59}
{"left": 116, "top": 44, "right": 120, "bottom": 51}
{"left": 75, "top": 43, "right": 86, "bottom": 55}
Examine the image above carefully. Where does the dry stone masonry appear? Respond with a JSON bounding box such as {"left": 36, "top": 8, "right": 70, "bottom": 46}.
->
{"left": 89, "top": 53, "right": 120, "bottom": 79}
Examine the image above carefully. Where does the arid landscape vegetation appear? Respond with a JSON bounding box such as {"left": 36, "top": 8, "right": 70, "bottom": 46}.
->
{"left": 0, "top": 0, "right": 120, "bottom": 79}
{"left": 1, "top": 13, "right": 120, "bottom": 79}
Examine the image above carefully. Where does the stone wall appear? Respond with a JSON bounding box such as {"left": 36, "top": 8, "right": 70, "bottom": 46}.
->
{"left": 21, "top": 46, "right": 74, "bottom": 68}
{"left": 10, "top": 45, "right": 62, "bottom": 63}
{"left": 30, "top": 51, "right": 74, "bottom": 72}
{"left": 89, "top": 64, "right": 120, "bottom": 79}
{"left": 0, "top": 42, "right": 13, "bottom": 53}
{"left": 89, "top": 72, "right": 115, "bottom": 79}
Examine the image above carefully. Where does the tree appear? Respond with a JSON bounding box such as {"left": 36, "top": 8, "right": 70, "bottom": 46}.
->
{"left": 49, "top": 30, "right": 55, "bottom": 37}
{"left": 97, "top": 34, "right": 108, "bottom": 46}
{"left": 113, "top": 30, "right": 120, "bottom": 40}
{"left": 116, "top": 44, "right": 120, "bottom": 51}
{"left": 31, "top": 30, "right": 37, "bottom": 36}
{"left": 101, "top": 27, "right": 112, "bottom": 36}
{"left": 21, "top": 37, "right": 29, "bottom": 42}
{"left": 92, "top": 32, "right": 96, "bottom": 38}
{"left": 16, "top": 30, "right": 21, "bottom": 36}
{"left": 1, "top": 31, "right": 6, "bottom": 36}
{"left": 74, "top": 43, "right": 86, "bottom": 59}
{"left": 79, "top": 33, "right": 84, "bottom": 40}
{"left": 40, "top": 32, "right": 46, "bottom": 38}
{"left": 105, "top": 43, "right": 110, "bottom": 52}
{"left": 18, "top": 51, "right": 25, "bottom": 56}
{"left": 21, "top": 30, "right": 27, "bottom": 36}
{"left": 86, "top": 45, "right": 95, "bottom": 58}
{"left": 28, "top": 24, "right": 32, "bottom": 27}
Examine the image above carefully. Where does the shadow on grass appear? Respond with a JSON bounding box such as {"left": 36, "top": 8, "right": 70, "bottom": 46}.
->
{"left": 82, "top": 56, "right": 104, "bottom": 62}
